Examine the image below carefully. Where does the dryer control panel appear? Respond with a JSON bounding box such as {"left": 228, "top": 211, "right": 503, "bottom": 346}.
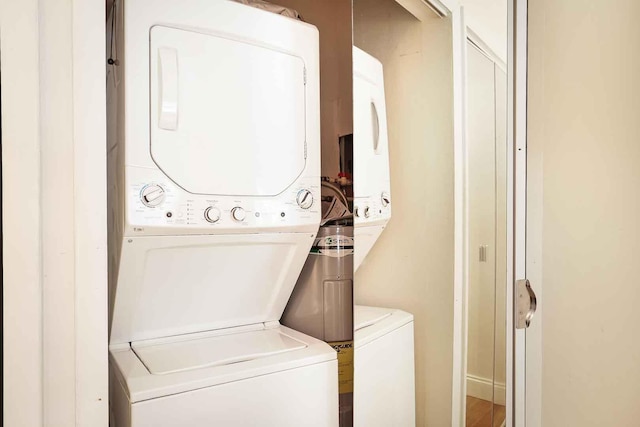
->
{"left": 353, "top": 191, "right": 391, "bottom": 227}
{"left": 125, "top": 167, "right": 320, "bottom": 236}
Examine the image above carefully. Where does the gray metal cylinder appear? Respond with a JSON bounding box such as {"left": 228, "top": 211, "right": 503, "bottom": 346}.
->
{"left": 281, "top": 224, "right": 354, "bottom": 342}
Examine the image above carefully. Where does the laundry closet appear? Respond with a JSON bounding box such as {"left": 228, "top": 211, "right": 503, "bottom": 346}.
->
{"left": 105, "top": 0, "right": 461, "bottom": 426}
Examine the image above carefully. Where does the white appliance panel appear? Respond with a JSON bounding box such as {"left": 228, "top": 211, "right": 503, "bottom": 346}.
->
{"left": 110, "top": 233, "right": 315, "bottom": 344}
{"left": 150, "top": 26, "right": 307, "bottom": 197}
{"left": 354, "top": 224, "right": 385, "bottom": 271}
{"left": 354, "top": 306, "right": 415, "bottom": 427}
{"left": 128, "top": 361, "right": 337, "bottom": 427}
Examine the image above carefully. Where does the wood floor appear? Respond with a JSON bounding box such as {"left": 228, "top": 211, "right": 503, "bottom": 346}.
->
{"left": 466, "top": 396, "right": 506, "bottom": 427}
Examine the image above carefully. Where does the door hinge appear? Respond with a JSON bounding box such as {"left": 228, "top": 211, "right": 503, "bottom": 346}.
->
{"left": 516, "top": 279, "right": 537, "bottom": 329}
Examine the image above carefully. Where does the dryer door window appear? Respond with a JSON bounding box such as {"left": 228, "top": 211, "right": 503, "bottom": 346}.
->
{"left": 149, "top": 26, "right": 307, "bottom": 196}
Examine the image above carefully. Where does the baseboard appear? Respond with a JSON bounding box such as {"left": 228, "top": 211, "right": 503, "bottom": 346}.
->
{"left": 466, "top": 374, "right": 506, "bottom": 406}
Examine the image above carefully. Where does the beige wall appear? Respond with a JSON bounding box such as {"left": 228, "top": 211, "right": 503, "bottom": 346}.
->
{"left": 272, "top": 0, "right": 353, "bottom": 177}
{"left": 352, "top": 1, "right": 455, "bottom": 425}
{"left": 460, "top": 0, "right": 507, "bottom": 63}
{"left": 528, "top": 0, "right": 640, "bottom": 425}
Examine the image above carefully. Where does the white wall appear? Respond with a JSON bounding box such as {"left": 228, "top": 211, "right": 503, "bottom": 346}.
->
{"left": 353, "top": 1, "right": 455, "bottom": 425}
{"left": 528, "top": 0, "right": 640, "bottom": 425}
{"left": 460, "top": 0, "right": 507, "bottom": 63}
{"left": 1, "top": 0, "right": 108, "bottom": 425}
{"left": 2, "top": 1, "right": 43, "bottom": 425}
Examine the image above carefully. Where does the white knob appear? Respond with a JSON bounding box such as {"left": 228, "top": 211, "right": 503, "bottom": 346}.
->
{"left": 364, "top": 206, "right": 371, "bottom": 218}
{"left": 381, "top": 192, "right": 390, "bottom": 207}
{"left": 296, "top": 189, "right": 314, "bottom": 209}
{"left": 204, "top": 206, "right": 221, "bottom": 223}
{"left": 231, "top": 207, "right": 246, "bottom": 222}
{"left": 140, "top": 184, "right": 165, "bottom": 207}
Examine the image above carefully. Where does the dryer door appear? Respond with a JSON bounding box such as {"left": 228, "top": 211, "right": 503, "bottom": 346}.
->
{"left": 353, "top": 65, "right": 390, "bottom": 200}
{"left": 149, "top": 26, "right": 307, "bottom": 196}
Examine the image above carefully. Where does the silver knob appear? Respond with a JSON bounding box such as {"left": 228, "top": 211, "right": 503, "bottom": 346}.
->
{"left": 204, "top": 206, "right": 221, "bottom": 223}
{"left": 364, "top": 206, "right": 371, "bottom": 218}
{"left": 381, "top": 192, "right": 390, "bottom": 207}
{"left": 140, "top": 184, "right": 165, "bottom": 207}
{"left": 231, "top": 207, "right": 246, "bottom": 222}
{"left": 296, "top": 189, "right": 314, "bottom": 209}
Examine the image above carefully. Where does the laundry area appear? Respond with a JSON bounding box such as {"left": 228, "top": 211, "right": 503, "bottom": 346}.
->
{"left": 105, "top": 0, "right": 456, "bottom": 426}
{"left": 10, "top": 0, "right": 640, "bottom": 427}
{"left": 2, "top": 0, "right": 509, "bottom": 425}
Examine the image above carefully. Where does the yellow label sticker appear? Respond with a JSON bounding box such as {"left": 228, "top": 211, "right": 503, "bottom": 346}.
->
{"left": 328, "top": 340, "right": 354, "bottom": 395}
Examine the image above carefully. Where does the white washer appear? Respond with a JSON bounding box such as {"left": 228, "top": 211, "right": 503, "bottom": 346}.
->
{"left": 353, "top": 47, "right": 391, "bottom": 271}
{"left": 107, "top": 1, "right": 337, "bottom": 426}
{"left": 354, "top": 305, "right": 416, "bottom": 427}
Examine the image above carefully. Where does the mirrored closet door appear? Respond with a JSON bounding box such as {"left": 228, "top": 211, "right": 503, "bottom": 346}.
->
{"left": 465, "top": 39, "right": 507, "bottom": 427}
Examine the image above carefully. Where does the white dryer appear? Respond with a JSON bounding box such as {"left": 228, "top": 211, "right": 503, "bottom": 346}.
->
{"left": 354, "top": 306, "right": 415, "bottom": 427}
{"left": 353, "top": 47, "right": 391, "bottom": 271}
{"left": 107, "top": 1, "right": 337, "bottom": 426}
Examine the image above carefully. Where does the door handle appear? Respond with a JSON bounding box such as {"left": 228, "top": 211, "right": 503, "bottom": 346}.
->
{"left": 516, "top": 279, "right": 537, "bottom": 329}
{"left": 158, "top": 47, "right": 178, "bottom": 130}
{"left": 370, "top": 100, "right": 380, "bottom": 153}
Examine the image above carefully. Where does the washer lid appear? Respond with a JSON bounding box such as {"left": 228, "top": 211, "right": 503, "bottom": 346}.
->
{"left": 354, "top": 305, "right": 393, "bottom": 331}
{"left": 133, "top": 328, "right": 306, "bottom": 375}
{"left": 354, "top": 305, "right": 414, "bottom": 348}
{"left": 110, "top": 325, "right": 336, "bottom": 403}
{"left": 149, "top": 25, "right": 307, "bottom": 196}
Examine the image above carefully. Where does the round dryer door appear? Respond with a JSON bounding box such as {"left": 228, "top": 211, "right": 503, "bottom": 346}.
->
{"left": 149, "top": 26, "right": 307, "bottom": 197}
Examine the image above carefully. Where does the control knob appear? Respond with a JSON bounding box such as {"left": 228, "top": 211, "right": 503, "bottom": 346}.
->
{"left": 140, "top": 184, "right": 165, "bottom": 207}
{"left": 381, "top": 192, "right": 390, "bottom": 207}
{"left": 204, "top": 206, "right": 221, "bottom": 223}
{"left": 296, "top": 189, "right": 314, "bottom": 209}
{"left": 364, "top": 206, "right": 371, "bottom": 218}
{"left": 231, "top": 207, "right": 246, "bottom": 222}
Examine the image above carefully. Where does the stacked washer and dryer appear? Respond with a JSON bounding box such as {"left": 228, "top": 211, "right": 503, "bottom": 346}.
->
{"left": 352, "top": 47, "right": 417, "bottom": 427}
{"left": 107, "top": 1, "right": 338, "bottom": 426}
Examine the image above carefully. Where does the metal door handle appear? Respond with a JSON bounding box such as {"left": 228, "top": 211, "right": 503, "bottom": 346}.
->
{"left": 516, "top": 279, "right": 537, "bottom": 329}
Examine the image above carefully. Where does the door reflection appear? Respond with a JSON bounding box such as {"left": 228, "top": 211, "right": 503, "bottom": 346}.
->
{"left": 465, "top": 40, "right": 507, "bottom": 427}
